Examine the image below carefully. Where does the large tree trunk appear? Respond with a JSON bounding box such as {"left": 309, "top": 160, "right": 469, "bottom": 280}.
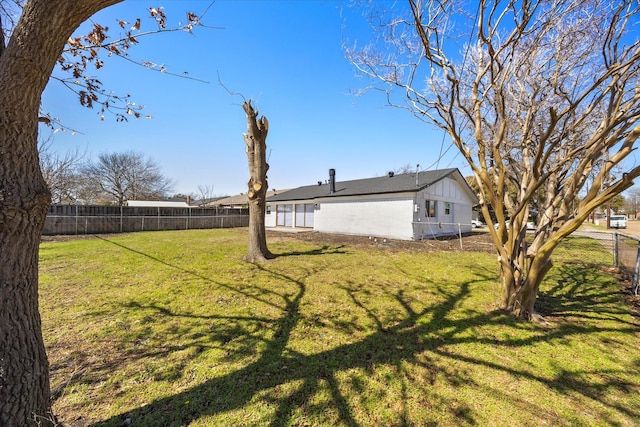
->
{"left": 0, "top": 1, "right": 121, "bottom": 424}
{"left": 242, "top": 100, "right": 274, "bottom": 263}
{"left": 496, "top": 223, "right": 557, "bottom": 321}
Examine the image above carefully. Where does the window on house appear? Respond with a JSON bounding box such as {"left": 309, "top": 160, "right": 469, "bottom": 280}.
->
{"left": 266, "top": 204, "right": 271, "bottom": 215}
{"left": 426, "top": 200, "right": 437, "bottom": 217}
{"left": 444, "top": 202, "right": 451, "bottom": 215}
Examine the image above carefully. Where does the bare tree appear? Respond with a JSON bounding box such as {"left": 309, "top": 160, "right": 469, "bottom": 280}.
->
{"left": 38, "top": 134, "right": 85, "bottom": 203}
{"left": 394, "top": 163, "right": 418, "bottom": 174}
{"left": 197, "top": 184, "right": 216, "bottom": 206}
{"left": 625, "top": 187, "right": 640, "bottom": 217}
{"left": 243, "top": 100, "right": 274, "bottom": 262}
{"left": 44, "top": 3, "right": 207, "bottom": 127}
{"left": 82, "top": 151, "right": 173, "bottom": 205}
{"left": 348, "top": 0, "right": 640, "bottom": 320}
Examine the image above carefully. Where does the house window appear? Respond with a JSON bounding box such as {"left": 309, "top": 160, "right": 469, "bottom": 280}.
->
{"left": 426, "top": 200, "right": 437, "bottom": 217}
{"left": 266, "top": 204, "right": 271, "bottom": 215}
{"left": 444, "top": 202, "right": 451, "bottom": 215}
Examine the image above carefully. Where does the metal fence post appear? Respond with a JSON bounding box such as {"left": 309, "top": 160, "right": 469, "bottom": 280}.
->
{"left": 633, "top": 241, "right": 640, "bottom": 296}
{"left": 614, "top": 232, "right": 619, "bottom": 267}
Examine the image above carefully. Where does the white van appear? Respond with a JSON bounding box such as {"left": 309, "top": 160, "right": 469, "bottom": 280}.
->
{"left": 610, "top": 215, "right": 627, "bottom": 229}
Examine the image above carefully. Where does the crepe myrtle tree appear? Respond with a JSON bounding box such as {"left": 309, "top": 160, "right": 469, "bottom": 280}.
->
{"left": 347, "top": 0, "right": 640, "bottom": 320}
{"left": 0, "top": 1, "right": 205, "bottom": 424}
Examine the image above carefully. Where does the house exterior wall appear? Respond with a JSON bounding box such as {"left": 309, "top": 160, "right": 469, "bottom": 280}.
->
{"left": 265, "top": 204, "right": 276, "bottom": 227}
{"left": 413, "top": 176, "right": 474, "bottom": 239}
{"left": 313, "top": 193, "right": 415, "bottom": 240}
{"left": 265, "top": 173, "right": 476, "bottom": 241}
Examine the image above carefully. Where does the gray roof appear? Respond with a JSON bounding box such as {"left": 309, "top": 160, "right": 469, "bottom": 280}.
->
{"left": 207, "top": 190, "right": 288, "bottom": 207}
{"left": 268, "top": 168, "right": 474, "bottom": 202}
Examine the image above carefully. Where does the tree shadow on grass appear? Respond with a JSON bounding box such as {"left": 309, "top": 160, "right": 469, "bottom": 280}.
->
{"left": 274, "top": 244, "right": 351, "bottom": 257}
{"left": 539, "top": 261, "right": 638, "bottom": 324}
{"left": 50, "top": 236, "right": 347, "bottom": 387}
{"left": 63, "top": 238, "right": 640, "bottom": 426}
{"left": 89, "top": 280, "right": 483, "bottom": 426}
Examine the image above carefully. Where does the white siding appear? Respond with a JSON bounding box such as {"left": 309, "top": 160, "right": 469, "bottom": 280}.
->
{"left": 314, "top": 194, "right": 415, "bottom": 240}
{"left": 413, "top": 177, "right": 473, "bottom": 239}
{"left": 265, "top": 203, "right": 276, "bottom": 227}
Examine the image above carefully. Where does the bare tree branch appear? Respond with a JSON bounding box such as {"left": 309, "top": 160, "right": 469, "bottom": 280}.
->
{"left": 348, "top": 0, "right": 640, "bottom": 320}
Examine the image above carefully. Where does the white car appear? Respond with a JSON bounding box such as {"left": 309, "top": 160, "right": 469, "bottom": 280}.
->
{"left": 471, "top": 219, "right": 484, "bottom": 228}
{"left": 494, "top": 219, "right": 535, "bottom": 230}
{"left": 609, "top": 215, "right": 627, "bottom": 229}
{"left": 494, "top": 220, "right": 510, "bottom": 230}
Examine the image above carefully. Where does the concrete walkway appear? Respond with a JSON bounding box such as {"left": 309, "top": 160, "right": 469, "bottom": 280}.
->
{"left": 266, "top": 227, "right": 313, "bottom": 234}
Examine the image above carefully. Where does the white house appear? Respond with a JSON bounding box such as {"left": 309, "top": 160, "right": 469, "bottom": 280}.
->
{"left": 265, "top": 168, "right": 479, "bottom": 241}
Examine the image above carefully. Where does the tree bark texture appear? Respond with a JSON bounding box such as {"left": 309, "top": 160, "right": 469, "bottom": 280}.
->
{"left": 498, "top": 247, "right": 553, "bottom": 321}
{"left": 0, "top": 1, "right": 121, "bottom": 424}
{"left": 242, "top": 100, "right": 273, "bottom": 262}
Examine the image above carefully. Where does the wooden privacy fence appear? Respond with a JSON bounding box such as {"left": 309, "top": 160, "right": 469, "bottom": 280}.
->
{"left": 43, "top": 204, "right": 249, "bottom": 235}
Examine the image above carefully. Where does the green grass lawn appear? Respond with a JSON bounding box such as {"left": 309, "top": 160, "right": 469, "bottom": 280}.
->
{"left": 39, "top": 228, "right": 640, "bottom": 426}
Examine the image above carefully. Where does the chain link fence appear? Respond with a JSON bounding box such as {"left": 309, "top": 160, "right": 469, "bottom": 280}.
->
{"left": 575, "top": 229, "right": 640, "bottom": 295}
{"left": 613, "top": 232, "right": 640, "bottom": 295}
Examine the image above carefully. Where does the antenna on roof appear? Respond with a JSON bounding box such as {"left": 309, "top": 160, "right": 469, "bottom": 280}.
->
{"left": 415, "top": 164, "right": 420, "bottom": 186}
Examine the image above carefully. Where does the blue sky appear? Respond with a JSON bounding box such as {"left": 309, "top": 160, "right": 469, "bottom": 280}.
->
{"left": 41, "top": 0, "right": 465, "bottom": 197}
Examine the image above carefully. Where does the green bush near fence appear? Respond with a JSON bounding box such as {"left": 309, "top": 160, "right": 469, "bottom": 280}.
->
{"left": 39, "top": 229, "right": 640, "bottom": 426}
